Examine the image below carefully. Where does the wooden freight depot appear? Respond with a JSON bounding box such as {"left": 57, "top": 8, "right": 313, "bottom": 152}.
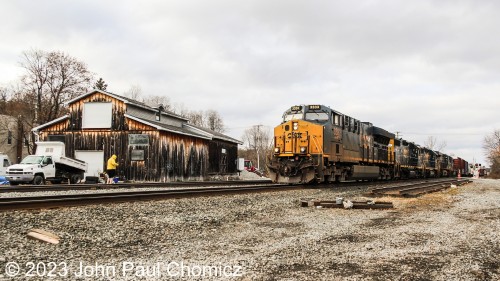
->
{"left": 32, "top": 90, "right": 242, "bottom": 182}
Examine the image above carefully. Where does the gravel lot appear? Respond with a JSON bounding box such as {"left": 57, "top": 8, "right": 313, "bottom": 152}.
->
{"left": 1, "top": 178, "right": 499, "bottom": 281}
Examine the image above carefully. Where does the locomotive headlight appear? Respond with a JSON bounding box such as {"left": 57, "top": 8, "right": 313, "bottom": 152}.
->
{"left": 274, "top": 147, "right": 280, "bottom": 153}
{"left": 293, "top": 122, "right": 298, "bottom": 131}
{"left": 300, "top": 146, "right": 307, "bottom": 153}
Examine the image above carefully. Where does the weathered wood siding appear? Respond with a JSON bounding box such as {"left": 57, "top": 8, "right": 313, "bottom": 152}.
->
{"left": 38, "top": 93, "right": 211, "bottom": 182}
{"left": 208, "top": 140, "right": 238, "bottom": 175}
{"left": 40, "top": 129, "right": 209, "bottom": 182}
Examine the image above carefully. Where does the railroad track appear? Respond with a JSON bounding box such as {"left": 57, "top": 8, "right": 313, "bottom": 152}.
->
{"left": 369, "top": 178, "right": 473, "bottom": 197}
{"left": 0, "top": 180, "right": 273, "bottom": 193}
{"left": 0, "top": 177, "right": 473, "bottom": 211}
{"left": 0, "top": 183, "right": 298, "bottom": 211}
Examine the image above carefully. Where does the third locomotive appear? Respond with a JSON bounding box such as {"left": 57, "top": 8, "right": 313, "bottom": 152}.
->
{"left": 268, "top": 104, "right": 461, "bottom": 184}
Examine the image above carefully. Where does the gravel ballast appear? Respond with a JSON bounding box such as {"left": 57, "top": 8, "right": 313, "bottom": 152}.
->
{"left": 1, "top": 179, "right": 499, "bottom": 280}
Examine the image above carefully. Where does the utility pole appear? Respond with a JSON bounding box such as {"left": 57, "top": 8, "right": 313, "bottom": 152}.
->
{"left": 255, "top": 125, "right": 262, "bottom": 170}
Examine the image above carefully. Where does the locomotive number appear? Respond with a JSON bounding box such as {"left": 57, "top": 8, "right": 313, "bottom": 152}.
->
{"left": 287, "top": 132, "right": 303, "bottom": 139}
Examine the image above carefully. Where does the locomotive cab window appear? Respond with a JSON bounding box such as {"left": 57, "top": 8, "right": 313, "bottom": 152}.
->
{"left": 344, "top": 116, "right": 349, "bottom": 130}
{"left": 305, "top": 111, "right": 329, "bottom": 122}
{"left": 332, "top": 114, "right": 342, "bottom": 126}
{"left": 283, "top": 111, "right": 304, "bottom": 122}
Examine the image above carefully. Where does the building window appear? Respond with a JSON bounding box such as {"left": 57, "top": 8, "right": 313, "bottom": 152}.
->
{"left": 129, "top": 134, "right": 149, "bottom": 146}
{"left": 7, "top": 131, "right": 12, "bottom": 145}
{"left": 82, "top": 102, "right": 112, "bottom": 129}
{"left": 131, "top": 149, "right": 145, "bottom": 161}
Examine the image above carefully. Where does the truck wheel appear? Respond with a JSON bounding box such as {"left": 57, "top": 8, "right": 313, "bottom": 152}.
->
{"left": 70, "top": 174, "right": 81, "bottom": 184}
{"left": 32, "top": 175, "right": 45, "bottom": 185}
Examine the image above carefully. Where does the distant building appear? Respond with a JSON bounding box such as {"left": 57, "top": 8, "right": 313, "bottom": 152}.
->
{"left": 33, "top": 90, "right": 242, "bottom": 181}
{"left": 0, "top": 114, "right": 29, "bottom": 163}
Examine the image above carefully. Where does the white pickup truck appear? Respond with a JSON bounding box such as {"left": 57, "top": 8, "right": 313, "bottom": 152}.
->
{"left": 6, "top": 142, "right": 87, "bottom": 185}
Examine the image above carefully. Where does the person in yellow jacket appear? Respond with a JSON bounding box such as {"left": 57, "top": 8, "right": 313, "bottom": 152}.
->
{"left": 106, "top": 154, "right": 119, "bottom": 184}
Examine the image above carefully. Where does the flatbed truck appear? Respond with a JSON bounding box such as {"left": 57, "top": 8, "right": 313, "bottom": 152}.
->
{"left": 5, "top": 142, "right": 87, "bottom": 185}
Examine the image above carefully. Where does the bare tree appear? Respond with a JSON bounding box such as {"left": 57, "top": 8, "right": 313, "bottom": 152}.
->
{"left": 16, "top": 49, "right": 93, "bottom": 153}
{"left": 424, "top": 136, "right": 447, "bottom": 152}
{"left": 19, "top": 49, "right": 93, "bottom": 124}
{"left": 187, "top": 110, "right": 204, "bottom": 127}
{"left": 123, "top": 85, "right": 143, "bottom": 101}
{"left": 171, "top": 102, "right": 188, "bottom": 116}
{"left": 143, "top": 95, "right": 172, "bottom": 111}
{"left": 242, "top": 125, "right": 272, "bottom": 171}
{"left": 483, "top": 130, "right": 500, "bottom": 156}
{"left": 44, "top": 51, "right": 93, "bottom": 121}
{"left": 483, "top": 129, "right": 500, "bottom": 178}
{"left": 19, "top": 49, "right": 48, "bottom": 124}
{"left": 204, "top": 109, "right": 225, "bottom": 133}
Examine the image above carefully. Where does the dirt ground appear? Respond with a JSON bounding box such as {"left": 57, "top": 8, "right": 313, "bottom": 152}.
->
{"left": 1, "top": 179, "right": 499, "bottom": 280}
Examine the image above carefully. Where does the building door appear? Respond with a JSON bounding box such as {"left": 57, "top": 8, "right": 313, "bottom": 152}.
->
{"left": 220, "top": 148, "right": 227, "bottom": 173}
{"left": 75, "top": 151, "right": 104, "bottom": 178}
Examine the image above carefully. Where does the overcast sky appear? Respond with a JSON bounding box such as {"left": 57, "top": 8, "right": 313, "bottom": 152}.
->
{"left": 1, "top": 0, "right": 499, "bottom": 166}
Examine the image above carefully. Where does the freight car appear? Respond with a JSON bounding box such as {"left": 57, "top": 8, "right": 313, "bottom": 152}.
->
{"left": 453, "top": 157, "right": 469, "bottom": 177}
{"left": 268, "top": 104, "right": 464, "bottom": 184}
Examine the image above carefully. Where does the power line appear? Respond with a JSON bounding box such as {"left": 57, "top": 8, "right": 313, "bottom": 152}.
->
{"left": 402, "top": 132, "right": 485, "bottom": 136}
{"left": 225, "top": 125, "right": 273, "bottom": 130}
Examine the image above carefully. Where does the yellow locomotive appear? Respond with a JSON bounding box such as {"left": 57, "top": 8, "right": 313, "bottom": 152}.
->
{"left": 268, "top": 105, "right": 395, "bottom": 184}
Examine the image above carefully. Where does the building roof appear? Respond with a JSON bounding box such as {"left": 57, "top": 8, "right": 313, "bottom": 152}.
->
{"left": 66, "top": 89, "right": 188, "bottom": 121}
{"left": 127, "top": 115, "right": 243, "bottom": 144}
{"left": 32, "top": 114, "right": 70, "bottom": 131}
{"left": 185, "top": 124, "right": 243, "bottom": 144}
{"left": 35, "top": 89, "right": 242, "bottom": 145}
{"left": 124, "top": 114, "right": 212, "bottom": 140}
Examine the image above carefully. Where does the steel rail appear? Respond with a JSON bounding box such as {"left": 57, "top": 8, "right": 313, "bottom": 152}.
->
{"left": 369, "top": 178, "right": 459, "bottom": 194}
{"left": 0, "top": 180, "right": 273, "bottom": 193}
{"left": 0, "top": 183, "right": 297, "bottom": 211}
{"left": 398, "top": 183, "right": 452, "bottom": 196}
{"left": 369, "top": 179, "right": 472, "bottom": 197}
{"left": 399, "top": 179, "right": 472, "bottom": 197}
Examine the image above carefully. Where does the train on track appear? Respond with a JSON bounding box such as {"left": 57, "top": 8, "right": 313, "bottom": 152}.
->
{"left": 268, "top": 104, "right": 470, "bottom": 184}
